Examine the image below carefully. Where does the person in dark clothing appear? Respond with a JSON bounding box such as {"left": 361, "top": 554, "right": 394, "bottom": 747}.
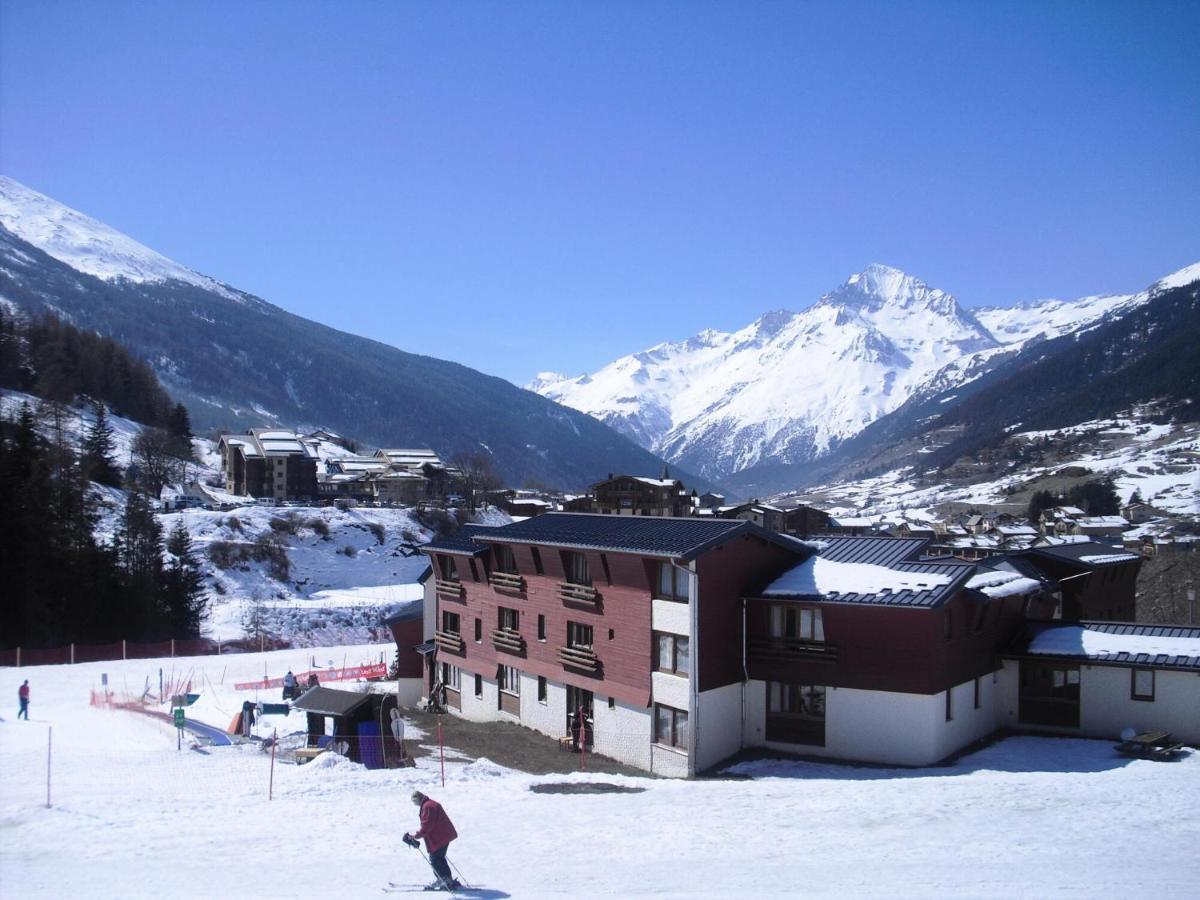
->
{"left": 404, "top": 791, "right": 460, "bottom": 891}
{"left": 18, "top": 680, "right": 30, "bottom": 720}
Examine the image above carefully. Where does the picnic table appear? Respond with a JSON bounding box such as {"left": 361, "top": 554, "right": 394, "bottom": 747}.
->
{"left": 1115, "top": 730, "right": 1186, "bottom": 760}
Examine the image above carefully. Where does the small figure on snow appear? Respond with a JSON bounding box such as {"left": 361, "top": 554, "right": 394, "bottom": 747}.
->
{"left": 18, "top": 680, "right": 30, "bottom": 720}
{"left": 404, "top": 791, "right": 460, "bottom": 891}
{"left": 307, "top": 672, "right": 320, "bottom": 689}
{"left": 282, "top": 670, "right": 298, "bottom": 700}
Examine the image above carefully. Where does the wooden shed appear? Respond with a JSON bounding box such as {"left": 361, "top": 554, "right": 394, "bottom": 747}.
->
{"left": 292, "top": 686, "right": 407, "bottom": 769}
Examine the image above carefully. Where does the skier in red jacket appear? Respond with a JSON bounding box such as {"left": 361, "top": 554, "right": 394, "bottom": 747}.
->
{"left": 404, "top": 791, "right": 460, "bottom": 891}
{"left": 18, "top": 680, "right": 30, "bottom": 720}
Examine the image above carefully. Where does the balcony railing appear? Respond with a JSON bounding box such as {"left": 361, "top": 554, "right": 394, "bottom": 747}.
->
{"left": 491, "top": 628, "right": 525, "bottom": 655}
{"left": 558, "top": 582, "right": 599, "bottom": 607}
{"left": 433, "top": 630, "right": 465, "bottom": 654}
{"left": 435, "top": 579, "right": 464, "bottom": 600}
{"left": 748, "top": 636, "right": 838, "bottom": 662}
{"left": 557, "top": 644, "right": 599, "bottom": 673}
{"left": 489, "top": 571, "right": 525, "bottom": 592}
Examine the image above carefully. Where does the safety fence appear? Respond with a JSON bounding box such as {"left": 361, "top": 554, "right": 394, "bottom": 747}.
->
{"left": 0, "top": 631, "right": 393, "bottom": 668}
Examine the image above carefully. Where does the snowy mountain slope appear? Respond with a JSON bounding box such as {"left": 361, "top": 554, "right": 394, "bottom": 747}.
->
{"left": 534, "top": 261, "right": 1200, "bottom": 483}
{"left": 0, "top": 176, "right": 704, "bottom": 491}
{"left": 0, "top": 176, "right": 238, "bottom": 299}
{"left": 536, "top": 264, "right": 1000, "bottom": 480}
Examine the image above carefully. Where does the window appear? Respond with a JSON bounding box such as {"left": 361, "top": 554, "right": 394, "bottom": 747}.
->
{"left": 530, "top": 547, "right": 544, "bottom": 575}
{"left": 1131, "top": 668, "right": 1155, "bottom": 701}
{"left": 537, "top": 614, "right": 546, "bottom": 641}
{"left": 499, "top": 665, "right": 520, "bottom": 696}
{"left": 474, "top": 618, "right": 482, "bottom": 643}
{"left": 973, "top": 677, "right": 981, "bottom": 710}
{"left": 493, "top": 544, "right": 518, "bottom": 574}
{"left": 498, "top": 607, "right": 519, "bottom": 631}
{"left": 563, "top": 551, "right": 591, "bottom": 586}
{"left": 567, "top": 621, "right": 594, "bottom": 650}
{"left": 1018, "top": 661, "right": 1081, "bottom": 728}
{"left": 656, "top": 563, "right": 691, "bottom": 601}
{"left": 474, "top": 673, "right": 483, "bottom": 698}
{"left": 537, "top": 675, "right": 547, "bottom": 704}
{"left": 766, "top": 683, "right": 826, "bottom": 749}
{"left": 440, "top": 662, "right": 460, "bottom": 690}
{"left": 442, "top": 611, "right": 460, "bottom": 635}
{"left": 607, "top": 696, "right": 615, "bottom": 710}
{"left": 438, "top": 555, "right": 459, "bottom": 582}
{"left": 768, "top": 606, "right": 824, "bottom": 642}
{"left": 654, "top": 703, "right": 689, "bottom": 750}
{"left": 654, "top": 632, "right": 691, "bottom": 677}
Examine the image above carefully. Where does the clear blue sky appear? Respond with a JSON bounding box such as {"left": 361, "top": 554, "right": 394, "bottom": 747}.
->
{"left": 2, "top": 1, "right": 1197, "bottom": 385}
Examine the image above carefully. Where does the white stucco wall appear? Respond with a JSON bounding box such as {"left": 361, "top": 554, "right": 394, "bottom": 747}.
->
{"left": 395, "top": 677, "right": 424, "bottom": 708}
{"left": 519, "top": 674, "right": 565, "bottom": 738}
{"left": 652, "top": 598, "right": 691, "bottom": 636}
{"left": 455, "top": 671, "right": 499, "bottom": 723}
{"left": 651, "top": 743, "right": 689, "bottom": 777}
{"left": 694, "top": 682, "right": 743, "bottom": 773}
{"left": 997, "top": 660, "right": 1200, "bottom": 744}
{"left": 651, "top": 671, "right": 689, "bottom": 710}
{"left": 593, "top": 697, "right": 653, "bottom": 770}
{"left": 744, "top": 679, "right": 994, "bottom": 767}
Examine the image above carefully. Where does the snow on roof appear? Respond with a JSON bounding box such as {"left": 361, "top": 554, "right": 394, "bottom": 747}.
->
{"left": 1026, "top": 625, "right": 1200, "bottom": 663}
{"left": 997, "top": 525, "right": 1038, "bottom": 536}
{"left": 830, "top": 517, "right": 877, "bottom": 527}
{"left": 1075, "top": 516, "right": 1127, "bottom": 528}
{"left": 632, "top": 477, "right": 679, "bottom": 487}
{"left": 1078, "top": 553, "right": 1140, "bottom": 564}
{"left": 763, "top": 555, "right": 953, "bottom": 598}
{"left": 967, "top": 570, "right": 1042, "bottom": 598}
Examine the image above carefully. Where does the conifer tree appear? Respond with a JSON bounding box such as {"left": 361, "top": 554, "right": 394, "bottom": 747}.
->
{"left": 118, "top": 491, "right": 166, "bottom": 638}
{"left": 163, "top": 519, "right": 206, "bottom": 638}
{"left": 82, "top": 400, "right": 122, "bottom": 487}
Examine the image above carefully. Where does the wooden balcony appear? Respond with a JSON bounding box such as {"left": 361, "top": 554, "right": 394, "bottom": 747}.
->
{"left": 558, "top": 582, "right": 599, "bottom": 608}
{"left": 557, "top": 644, "right": 599, "bottom": 673}
{"left": 435, "top": 579, "right": 464, "bottom": 601}
{"left": 491, "top": 628, "right": 525, "bottom": 655}
{"left": 748, "top": 636, "right": 838, "bottom": 663}
{"left": 433, "top": 630, "right": 465, "bottom": 654}
{"left": 489, "top": 571, "right": 525, "bottom": 592}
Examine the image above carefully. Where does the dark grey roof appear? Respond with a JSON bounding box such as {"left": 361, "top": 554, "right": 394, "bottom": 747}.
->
{"left": 423, "top": 524, "right": 504, "bottom": 557}
{"left": 1025, "top": 543, "right": 1142, "bottom": 567}
{"left": 470, "top": 512, "right": 810, "bottom": 561}
{"left": 817, "top": 536, "right": 931, "bottom": 567}
{"left": 762, "top": 536, "right": 975, "bottom": 608}
{"left": 1005, "top": 621, "right": 1200, "bottom": 671}
{"left": 291, "top": 686, "right": 373, "bottom": 716}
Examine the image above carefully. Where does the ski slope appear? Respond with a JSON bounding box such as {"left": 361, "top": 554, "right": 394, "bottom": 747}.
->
{"left": 3, "top": 645, "right": 1199, "bottom": 898}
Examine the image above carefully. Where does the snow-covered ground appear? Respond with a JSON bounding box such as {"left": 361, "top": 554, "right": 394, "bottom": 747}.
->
{"left": 786, "top": 413, "right": 1200, "bottom": 522}
{"left": 2, "top": 645, "right": 1198, "bottom": 898}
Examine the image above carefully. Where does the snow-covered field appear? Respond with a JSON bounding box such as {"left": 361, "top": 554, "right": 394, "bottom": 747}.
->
{"left": 788, "top": 413, "right": 1200, "bottom": 522}
{"left": 3, "top": 646, "right": 1198, "bottom": 898}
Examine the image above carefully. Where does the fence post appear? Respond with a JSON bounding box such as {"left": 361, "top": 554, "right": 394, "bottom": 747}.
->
{"left": 16, "top": 647, "right": 19, "bottom": 668}
{"left": 269, "top": 728, "right": 278, "bottom": 801}
{"left": 438, "top": 717, "right": 445, "bottom": 788}
{"left": 171, "top": 639, "right": 176, "bottom": 658}
{"left": 46, "top": 726, "right": 52, "bottom": 809}
{"left": 122, "top": 640, "right": 126, "bottom": 661}
{"left": 70, "top": 644, "right": 75, "bottom": 665}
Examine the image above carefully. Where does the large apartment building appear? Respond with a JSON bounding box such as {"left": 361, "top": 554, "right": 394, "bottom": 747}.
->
{"left": 415, "top": 514, "right": 1187, "bottom": 776}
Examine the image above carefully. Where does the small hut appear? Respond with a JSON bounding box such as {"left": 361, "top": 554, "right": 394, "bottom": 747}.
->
{"left": 292, "top": 686, "right": 408, "bottom": 769}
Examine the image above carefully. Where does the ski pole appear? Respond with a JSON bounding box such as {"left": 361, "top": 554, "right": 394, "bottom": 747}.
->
{"left": 448, "top": 857, "right": 471, "bottom": 888}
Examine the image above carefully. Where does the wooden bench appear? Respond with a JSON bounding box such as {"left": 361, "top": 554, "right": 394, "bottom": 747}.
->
{"left": 293, "top": 747, "right": 328, "bottom": 762}
{"left": 1115, "top": 730, "right": 1186, "bottom": 760}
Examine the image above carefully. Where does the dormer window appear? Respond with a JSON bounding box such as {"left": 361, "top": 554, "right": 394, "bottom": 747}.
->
{"left": 493, "top": 544, "right": 518, "bottom": 575}
{"left": 563, "top": 551, "right": 591, "bottom": 587}
{"left": 438, "top": 555, "right": 459, "bottom": 582}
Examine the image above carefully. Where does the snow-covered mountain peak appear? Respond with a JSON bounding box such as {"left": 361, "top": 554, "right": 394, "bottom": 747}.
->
{"left": 0, "top": 175, "right": 236, "bottom": 298}
{"left": 831, "top": 263, "right": 950, "bottom": 311}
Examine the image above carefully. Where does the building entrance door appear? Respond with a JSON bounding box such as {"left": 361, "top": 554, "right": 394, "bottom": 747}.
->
{"left": 566, "top": 685, "right": 594, "bottom": 747}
